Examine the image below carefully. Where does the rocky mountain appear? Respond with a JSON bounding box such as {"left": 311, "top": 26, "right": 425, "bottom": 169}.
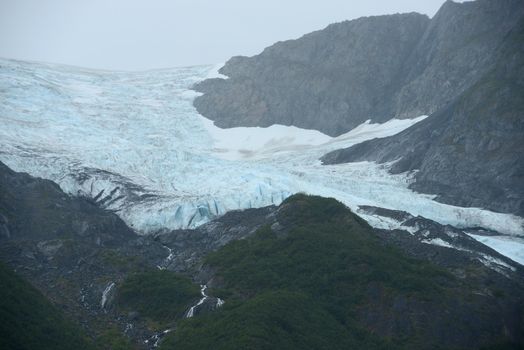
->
{"left": 164, "top": 195, "right": 524, "bottom": 350}
{"left": 0, "top": 161, "right": 278, "bottom": 348}
{"left": 2, "top": 160, "right": 523, "bottom": 349}
{"left": 193, "top": 0, "right": 523, "bottom": 137}
{"left": 0, "top": 261, "right": 95, "bottom": 350}
{"left": 2, "top": 1, "right": 524, "bottom": 348}
{"left": 0, "top": 160, "right": 167, "bottom": 346}
{"left": 322, "top": 15, "right": 524, "bottom": 216}
{"left": 193, "top": 0, "right": 524, "bottom": 217}
{"left": 194, "top": 12, "right": 429, "bottom": 136}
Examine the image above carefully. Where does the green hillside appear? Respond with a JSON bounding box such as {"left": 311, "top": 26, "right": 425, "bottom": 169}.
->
{"left": 0, "top": 262, "right": 95, "bottom": 350}
{"left": 161, "top": 194, "right": 521, "bottom": 349}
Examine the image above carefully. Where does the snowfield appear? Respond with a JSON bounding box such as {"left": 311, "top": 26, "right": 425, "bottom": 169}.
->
{"left": 1, "top": 58, "right": 523, "bottom": 263}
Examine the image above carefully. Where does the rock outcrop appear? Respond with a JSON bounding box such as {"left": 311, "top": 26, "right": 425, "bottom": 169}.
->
{"left": 193, "top": 0, "right": 523, "bottom": 137}
{"left": 322, "top": 15, "right": 524, "bottom": 216}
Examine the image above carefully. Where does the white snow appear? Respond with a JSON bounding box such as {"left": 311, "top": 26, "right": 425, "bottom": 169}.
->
{"left": 478, "top": 254, "right": 517, "bottom": 272}
{"left": 466, "top": 234, "right": 524, "bottom": 266}
{"left": 1, "top": 58, "right": 523, "bottom": 245}
{"left": 216, "top": 298, "right": 225, "bottom": 307}
{"left": 200, "top": 116, "right": 331, "bottom": 161}
{"left": 421, "top": 238, "right": 454, "bottom": 249}
{"left": 205, "top": 63, "right": 229, "bottom": 80}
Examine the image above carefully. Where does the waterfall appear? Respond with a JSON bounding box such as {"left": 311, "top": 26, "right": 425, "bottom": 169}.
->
{"left": 144, "top": 329, "right": 173, "bottom": 348}
{"left": 157, "top": 245, "right": 175, "bottom": 270}
{"left": 186, "top": 285, "right": 208, "bottom": 318}
{"left": 186, "top": 285, "right": 225, "bottom": 318}
{"left": 100, "top": 282, "right": 115, "bottom": 309}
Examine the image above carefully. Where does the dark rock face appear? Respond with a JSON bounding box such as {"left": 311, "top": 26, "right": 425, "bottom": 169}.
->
{"left": 0, "top": 161, "right": 135, "bottom": 245}
{"left": 153, "top": 206, "right": 277, "bottom": 273}
{"left": 0, "top": 161, "right": 169, "bottom": 345}
{"left": 391, "top": 0, "right": 524, "bottom": 119}
{"left": 358, "top": 205, "right": 522, "bottom": 272}
{"left": 193, "top": 0, "right": 523, "bottom": 137}
{"left": 322, "top": 15, "right": 524, "bottom": 216}
{"left": 194, "top": 12, "right": 429, "bottom": 136}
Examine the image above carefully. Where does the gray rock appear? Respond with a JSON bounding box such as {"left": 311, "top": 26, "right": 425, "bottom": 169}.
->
{"left": 322, "top": 15, "right": 524, "bottom": 216}
{"left": 193, "top": 0, "right": 523, "bottom": 137}
{"left": 194, "top": 12, "right": 430, "bottom": 136}
{"left": 36, "top": 240, "right": 64, "bottom": 259}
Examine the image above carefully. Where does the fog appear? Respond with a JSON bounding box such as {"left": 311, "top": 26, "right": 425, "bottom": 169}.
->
{"left": 0, "top": 0, "right": 452, "bottom": 70}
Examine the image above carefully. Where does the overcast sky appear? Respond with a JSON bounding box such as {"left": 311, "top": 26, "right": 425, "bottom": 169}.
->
{"left": 0, "top": 0, "right": 451, "bottom": 70}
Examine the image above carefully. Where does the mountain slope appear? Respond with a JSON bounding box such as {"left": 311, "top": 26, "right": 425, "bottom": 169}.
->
{"left": 322, "top": 15, "right": 524, "bottom": 216}
{"left": 193, "top": 0, "right": 523, "bottom": 137}
{"left": 0, "top": 160, "right": 172, "bottom": 347}
{"left": 0, "top": 160, "right": 273, "bottom": 348}
{"left": 162, "top": 195, "right": 524, "bottom": 350}
{"left": 1, "top": 160, "right": 523, "bottom": 349}
{"left": 0, "top": 262, "right": 95, "bottom": 350}
{"left": 0, "top": 161, "right": 136, "bottom": 243}
{"left": 194, "top": 12, "right": 429, "bottom": 136}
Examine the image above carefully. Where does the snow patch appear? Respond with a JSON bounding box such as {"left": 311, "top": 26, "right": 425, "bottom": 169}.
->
{"left": 200, "top": 116, "right": 331, "bottom": 161}
{"left": 205, "top": 63, "right": 229, "bottom": 80}
{"left": 478, "top": 255, "right": 517, "bottom": 272}
{"left": 421, "top": 238, "right": 454, "bottom": 248}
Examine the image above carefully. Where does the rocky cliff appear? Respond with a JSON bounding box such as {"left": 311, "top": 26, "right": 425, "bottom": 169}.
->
{"left": 193, "top": 0, "right": 523, "bottom": 136}
{"left": 322, "top": 15, "right": 524, "bottom": 216}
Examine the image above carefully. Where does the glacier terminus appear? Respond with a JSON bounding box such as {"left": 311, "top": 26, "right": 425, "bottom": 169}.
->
{"left": 0, "top": 58, "right": 523, "bottom": 263}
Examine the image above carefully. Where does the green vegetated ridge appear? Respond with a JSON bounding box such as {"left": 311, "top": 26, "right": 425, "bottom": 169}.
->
{"left": 0, "top": 262, "right": 95, "bottom": 350}
{"left": 116, "top": 269, "right": 201, "bottom": 328}
{"left": 162, "top": 194, "right": 458, "bottom": 350}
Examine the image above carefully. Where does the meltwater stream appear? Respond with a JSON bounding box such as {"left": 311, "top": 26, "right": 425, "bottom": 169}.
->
{"left": 0, "top": 58, "right": 523, "bottom": 261}
{"left": 101, "top": 282, "right": 115, "bottom": 309}
{"left": 186, "top": 285, "right": 209, "bottom": 318}
{"left": 186, "top": 285, "right": 224, "bottom": 318}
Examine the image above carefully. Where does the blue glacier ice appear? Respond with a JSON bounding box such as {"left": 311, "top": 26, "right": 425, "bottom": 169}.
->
{"left": 1, "top": 58, "right": 523, "bottom": 244}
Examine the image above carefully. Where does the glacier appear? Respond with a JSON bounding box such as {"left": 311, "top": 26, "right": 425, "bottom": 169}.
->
{"left": 466, "top": 234, "right": 524, "bottom": 266}
{"left": 1, "top": 57, "right": 523, "bottom": 254}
